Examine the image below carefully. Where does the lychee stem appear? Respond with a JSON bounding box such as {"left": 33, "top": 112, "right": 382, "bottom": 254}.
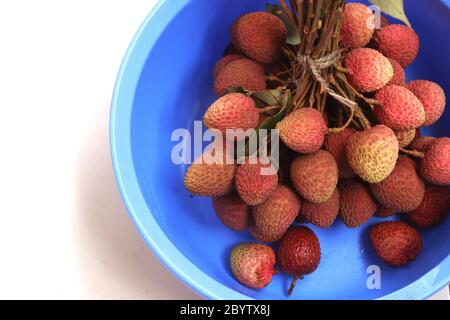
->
{"left": 265, "top": 75, "right": 286, "bottom": 84}
{"left": 287, "top": 275, "right": 305, "bottom": 296}
{"left": 279, "top": 0, "right": 295, "bottom": 24}
{"left": 400, "top": 148, "right": 425, "bottom": 158}
{"left": 258, "top": 105, "right": 282, "bottom": 114}
{"left": 287, "top": 276, "right": 298, "bottom": 296}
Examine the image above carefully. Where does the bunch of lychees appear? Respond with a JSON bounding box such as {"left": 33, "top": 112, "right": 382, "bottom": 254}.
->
{"left": 183, "top": 1, "right": 449, "bottom": 296}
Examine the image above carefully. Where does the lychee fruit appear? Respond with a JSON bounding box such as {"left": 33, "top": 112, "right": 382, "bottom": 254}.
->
{"left": 406, "top": 80, "right": 446, "bottom": 127}
{"left": 251, "top": 186, "right": 301, "bottom": 242}
{"left": 214, "top": 58, "right": 266, "bottom": 96}
{"left": 395, "top": 129, "right": 416, "bottom": 148}
{"left": 374, "top": 85, "right": 425, "bottom": 130}
{"left": 276, "top": 108, "right": 328, "bottom": 154}
{"left": 373, "top": 24, "right": 420, "bottom": 67}
{"left": 339, "top": 180, "right": 377, "bottom": 228}
{"left": 344, "top": 48, "right": 393, "bottom": 93}
{"left": 290, "top": 150, "right": 339, "bottom": 204}
{"left": 277, "top": 227, "right": 321, "bottom": 296}
{"left": 346, "top": 125, "right": 399, "bottom": 183}
{"left": 370, "top": 221, "right": 422, "bottom": 267}
{"left": 212, "top": 194, "right": 251, "bottom": 231}
{"left": 230, "top": 243, "right": 276, "bottom": 289}
{"left": 301, "top": 189, "right": 340, "bottom": 228}
{"left": 323, "top": 128, "right": 356, "bottom": 179}
{"left": 370, "top": 157, "right": 425, "bottom": 212}
{"left": 387, "top": 58, "right": 406, "bottom": 86}
{"left": 405, "top": 184, "right": 450, "bottom": 228}
{"left": 231, "top": 12, "right": 287, "bottom": 64}
{"left": 419, "top": 138, "right": 450, "bottom": 185}
{"left": 203, "top": 93, "right": 260, "bottom": 135}
{"left": 235, "top": 160, "right": 278, "bottom": 205}
{"left": 375, "top": 206, "right": 396, "bottom": 218}
{"left": 410, "top": 136, "right": 436, "bottom": 152}
{"left": 184, "top": 147, "right": 237, "bottom": 196}
{"left": 213, "top": 54, "right": 244, "bottom": 79}
{"left": 340, "top": 3, "right": 375, "bottom": 48}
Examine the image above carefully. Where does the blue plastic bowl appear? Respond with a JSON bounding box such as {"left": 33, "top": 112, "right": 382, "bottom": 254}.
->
{"left": 111, "top": 0, "right": 450, "bottom": 299}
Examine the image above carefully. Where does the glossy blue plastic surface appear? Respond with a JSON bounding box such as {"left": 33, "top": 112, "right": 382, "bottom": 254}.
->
{"left": 111, "top": 0, "right": 450, "bottom": 299}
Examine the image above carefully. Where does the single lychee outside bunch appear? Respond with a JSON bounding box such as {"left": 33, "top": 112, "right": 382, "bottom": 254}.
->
{"left": 370, "top": 221, "right": 422, "bottom": 267}
{"left": 230, "top": 243, "right": 276, "bottom": 289}
{"left": 277, "top": 227, "right": 321, "bottom": 296}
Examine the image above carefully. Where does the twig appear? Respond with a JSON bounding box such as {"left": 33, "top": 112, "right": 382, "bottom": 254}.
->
{"left": 400, "top": 148, "right": 425, "bottom": 158}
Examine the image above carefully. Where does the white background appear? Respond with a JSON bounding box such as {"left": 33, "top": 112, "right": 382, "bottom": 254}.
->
{"left": 0, "top": 0, "right": 446, "bottom": 299}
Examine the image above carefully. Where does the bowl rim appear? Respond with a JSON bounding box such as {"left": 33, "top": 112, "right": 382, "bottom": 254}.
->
{"left": 110, "top": 0, "right": 450, "bottom": 300}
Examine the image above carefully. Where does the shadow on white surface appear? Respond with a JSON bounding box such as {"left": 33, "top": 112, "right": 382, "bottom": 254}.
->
{"left": 75, "top": 99, "right": 201, "bottom": 300}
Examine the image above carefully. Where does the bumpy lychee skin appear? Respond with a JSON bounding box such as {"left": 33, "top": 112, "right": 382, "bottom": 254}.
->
{"left": 290, "top": 151, "right": 339, "bottom": 204}
{"left": 406, "top": 80, "right": 446, "bottom": 127}
{"left": 370, "top": 221, "right": 422, "bottom": 267}
{"left": 184, "top": 148, "right": 237, "bottom": 196}
{"left": 410, "top": 136, "right": 436, "bottom": 152}
{"left": 235, "top": 161, "right": 278, "bottom": 205}
{"left": 387, "top": 58, "right": 406, "bottom": 86}
{"left": 375, "top": 206, "right": 396, "bottom": 218}
{"left": 339, "top": 180, "right": 377, "bottom": 228}
{"left": 213, "top": 194, "right": 251, "bottom": 231}
{"left": 230, "top": 243, "right": 276, "bottom": 289}
{"left": 301, "top": 189, "right": 340, "bottom": 228}
{"left": 374, "top": 85, "right": 425, "bottom": 130}
{"left": 370, "top": 157, "right": 425, "bottom": 212}
{"left": 204, "top": 93, "right": 260, "bottom": 135}
{"left": 276, "top": 108, "right": 328, "bottom": 154}
{"left": 213, "top": 54, "right": 244, "bottom": 79}
{"left": 373, "top": 24, "right": 420, "bottom": 67}
{"left": 323, "top": 128, "right": 356, "bottom": 179}
{"left": 232, "top": 12, "right": 287, "bottom": 64}
{"left": 277, "top": 227, "right": 321, "bottom": 296}
{"left": 340, "top": 3, "right": 375, "bottom": 48}
{"left": 406, "top": 184, "right": 450, "bottom": 228}
{"left": 420, "top": 138, "right": 450, "bottom": 185}
{"left": 395, "top": 129, "right": 416, "bottom": 148}
{"left": 344, "top": 48, "right": 393, "bottom": 93}
{"left": 346, "top": 125, "right": 399, "bottom": 183}
{"left": 251, "top": 186, "right": 301, "bottom": 242}
{"left": 214, "top": 58, "right": 266, "bottom": 96}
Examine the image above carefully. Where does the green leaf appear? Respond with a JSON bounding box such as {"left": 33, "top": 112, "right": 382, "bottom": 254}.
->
{"left": 257, "top": 89, "right": 292, "bottom": 130}
{"left": 266, "top": 4, "right": 301, "bottom": 45}
{"left": 225, "top": 86, "right": 251, "bottom": 95}
{"left": 369, "top": 0, "right": 411, "bottom": 27}
{"left": 244, "top": 89, "right": 292, "bottom": 157}
{"left": 252, "top": 89, "right": 284, "bottom": 106}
